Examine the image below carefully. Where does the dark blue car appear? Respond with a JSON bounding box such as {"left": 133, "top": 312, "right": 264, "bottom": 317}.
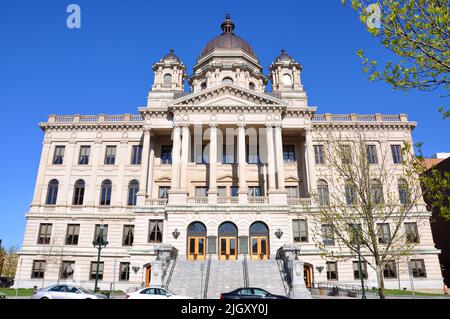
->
{"left": 220, "top": 287, "right": 290, "bottom": 299}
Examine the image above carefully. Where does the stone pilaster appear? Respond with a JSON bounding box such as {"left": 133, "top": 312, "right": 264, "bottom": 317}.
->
{"left": 237, "top": 123, "right": 248, "bottom": 204}
{"left": 304, "top": 128, "right": 317, "bottom": 195}
{"left": 208, "top": 124, "right": 218, "bottom": 204}
{"left": 137, "top": 128, "right": 151, "bottom": 206}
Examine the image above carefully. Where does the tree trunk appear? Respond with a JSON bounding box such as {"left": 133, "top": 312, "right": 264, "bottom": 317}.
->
{"left": 375, "top": 263, "right": 386, "bottom": 299}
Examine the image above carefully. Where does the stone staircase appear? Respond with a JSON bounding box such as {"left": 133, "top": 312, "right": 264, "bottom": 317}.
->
{"left": 166, "top": 257, "right": 207, "bottom": 299}
{"left": 206, "top": 259, "right": 245, "bottom": 299}
{"left": 247, "top": 259, "right": 288, "bottom": 296}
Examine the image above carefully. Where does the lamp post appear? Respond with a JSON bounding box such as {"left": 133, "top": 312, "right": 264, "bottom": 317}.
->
{"left": 353, "top": 224, "right": 367, "bottom": 299}
{"left": 92, "top": 224, "right": 108, "bottom": 292}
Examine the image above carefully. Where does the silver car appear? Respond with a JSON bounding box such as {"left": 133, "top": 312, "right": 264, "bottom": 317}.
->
{"left": 31, "top": 284, "right": 107, "bottom": 299}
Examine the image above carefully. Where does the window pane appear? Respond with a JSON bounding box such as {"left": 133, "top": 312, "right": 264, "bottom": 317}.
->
{"left": 53, "top": 146, "right": 65, "bottom": 165}
{"left": 79, "top": 146, "right": 90, "bottom": 165}
{"left": 131, "top": 145, "right": 143, "bottom": 165}
{"left": 161, "top": 145, "right": 173, "bottom": 164}
{"left": 105, "top": 146, "right": 116, "bottom": 165}
{"left": 283, "top": 145, "right": 296, "bottom": 162}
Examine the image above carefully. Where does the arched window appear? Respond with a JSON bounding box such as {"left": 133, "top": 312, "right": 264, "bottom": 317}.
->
{"left": 46, "top": 179, "right": 59, "bottom": 205}
{"left": 317, "top": 179, "right": 330, "bottom": 206}
{"left": 398, "top": 179, "right": 410, "bottom": 205}
{"left": 73, "top": 179, "right": 85, "bottom": 206}
{"left": 201, "top": 81, "right": 207, "bottom": 90}
{"left": 222, "top": 77, "right": 234, "bottom": 85}
{"left": 218, "top": 222, "right": 238, "bottom": 237}
{"left": 371, "top": 179, "right": 384, "bottom": 205}
{"left": 282, "top": 74, "right": 292, "bottom": 86}
{"left": 249, "top": 222, "right": 269, "bottom": 236}
{"left": 187, "top": 222, "right": 207, "bottom": 236}
{"left": 128, "top": 180, "right": 139, "bottom": 206}
{"left": 344, "top": 181, "right": 356, "bottom": 206}
{"left": 249, "top": 82, "right": 255, "bottom": 90}
{"left": 163, "top": 74, "right": 172, "bottom": 86}
{"left": 100, "top": 180, "right": 112, "bottom": 206}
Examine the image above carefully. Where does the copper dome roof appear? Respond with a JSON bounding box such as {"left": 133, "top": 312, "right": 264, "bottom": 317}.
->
{"left": 201, "top": 15, "right": 256, "bottom": 57}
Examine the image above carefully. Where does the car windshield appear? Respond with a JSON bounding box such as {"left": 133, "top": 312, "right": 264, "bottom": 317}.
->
{"left": 252, "top": 289, "right": 268, "bottom": 296}
{"left": 78, "top": 287, "right": 94, "bottom": 294}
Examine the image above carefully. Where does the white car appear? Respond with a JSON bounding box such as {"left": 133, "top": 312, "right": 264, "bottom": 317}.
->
{"left": 126, "top": 287, "right": 192, "bottom": 299}
{"left": 31, "top": 284, "right": 107, "bottom": 299}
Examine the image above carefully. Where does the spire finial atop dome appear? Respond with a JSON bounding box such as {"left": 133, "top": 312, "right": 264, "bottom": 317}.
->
{"left": 221, "top": 14, "right": 235, "bottom": 34}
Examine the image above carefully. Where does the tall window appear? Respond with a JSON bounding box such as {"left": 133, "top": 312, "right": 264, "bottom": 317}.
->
{"left": 65, "top": 224, "right": 80, "bottom": 245}
{"left": 366, "top": 145, "right": 378, "bottom": 164}
{"left": 52, "top": 146, "right": 65, "bottom": 165}
{"left": 158, "top": 186, "right": 170, "bottom": 199}
{"left": 90, "top": 262, "right": 104, "bottom": 280}
{"left": 326, "top": 262, "right": 338, "bottom": 280}
{"left": 293, "top": 220, "right": 308, "bottom": 243}
{"left": 46, "top": 179, "right": 59, "bottom": 205}
{"left": 72, "top": 179, "right": 85, "bottom": 205}
{"left": 127, "top": 180, "right": 139, "bottom": 206}
{"left": 131, "top": 145, "right": 143, "bottom": 165}
{"left": 377, "top": 223, "right": 391, "bottom": 244}
{"left": 100, "top": 180, "right": 112, "bottom": 205}
{"left": 405, "top": 222, "right": 420, "bottom": 244}
{"left": 398, "top": 179, "right": 410, "bottom": 205}
{"left": 161, "top": 145, "right": 173, "bottom": 164}
{"left": 371, "top": 179, "right": 384, "bottom": 205}
{"left": 222, "top": 144, "right": 235, "bottom": 164}
{"left": 60, "top": 261, "right": 75, "bottom": 280}
{"left": 78, "top": 146, "right": 90, "bottom": 165}
{"left": 321, "top": 224, "right": 335, "bottom": 246}
{"left": 411, "top": 259, "right": 427, "bottom": 278}
{"left": 246, "top": 144, "right": 259, "bottom": 164}
{"left": 282, "top": 74, "right": 292, "bottom": 86}
{"left": 345, "top": 182, "right": 356, "bottom": 206}
{"left": 383, "top": 260, "right": 397, "bottom": 279}
{"left": 148, "top": 220, "right": 163, "bottom": 243}
{"left": 391, "top": 145, "right": 403, "bottom": 164}
{"left": 248, "top": 186, "right": 263, "bottom": 197}
{"left": 94, "top": 224, "right": 108, "bottom": 243}
{"left": 286, "top": 186, "right": 299, "bottom": 198}
{"left": 163, "top": 74, "right": 172, "bottom": 86}
{"left": 314, "top": 145, "right": 325, "bottom": 164}
{"left": 122, "top": 225, "right": 134, "bottom": 246}
{"left": 37, "top": 223, "right": 52, "bottom": 245}
{"left": 104, "top": 146, "right": 116, "bottom": 165}
{"left": 317, "top": 180, "right": 330, "bottom": 206}
{"left": 195, "top": 186, "right": 208, "bottom": 197}
{"left": 340, "top": 145, "right": 352, "bottom": 164}
{"left": 283, "top": 145, "right": 296, "bottom": 162}
{"left": 31, "top": 260, "right": 46, "bottom": 278}
{"left": 353, "top": 261, "right": 368, "bottom": 280}
{"left": 119, "top": 262, "right": 130, "bottom": 281}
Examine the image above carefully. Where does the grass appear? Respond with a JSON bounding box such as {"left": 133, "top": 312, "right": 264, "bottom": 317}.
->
{"left": 369, "top": 288, "right": 450, "bottom": 297}
{"left": 0, "top": 288, "right": 35, "bottom": 297}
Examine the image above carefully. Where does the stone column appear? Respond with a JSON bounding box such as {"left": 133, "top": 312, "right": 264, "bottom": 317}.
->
{"left": 208, "top": 124, "right": 218, "bottom": 204}
{"left": 169, "top": 125, "right": 187, "bottom": 205}
{"left": 274, "top": 124, "right": 286, "bottom": 190}
{"left": 265, "top": 125, "right": 276, "bottom": 192}
{"left": 179, "top": 125, "right": 190, "bottom": 192}
{"left": 237, "top": 123, "right": 248, "bottom": 204}
{"left": 304, "top": 128, "right": 317, "bottom": 195}
{"left": 137, "top": 128, "right": 151, "bottom": 206}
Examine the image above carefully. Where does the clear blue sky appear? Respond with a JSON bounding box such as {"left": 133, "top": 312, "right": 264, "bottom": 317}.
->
{"left": 0, "top": 1, "right": 448, "bottom": 248}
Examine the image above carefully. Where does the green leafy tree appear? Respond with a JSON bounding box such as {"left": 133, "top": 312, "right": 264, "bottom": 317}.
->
{"left": 343, "top": 0, "right": 449, "bottom": 118}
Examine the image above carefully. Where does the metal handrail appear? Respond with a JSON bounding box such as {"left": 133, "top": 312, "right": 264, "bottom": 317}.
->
{"left": 164, "top": 251, "right": 178, "bottom": 289}
{"left": 276, "top": 258, "right": 291, "bottom": 297}
{"left": 203, "top": 255, "right": 212, "bottom": 299}
{"left": 242, "top": 254, "right": 249, "bottom": 288}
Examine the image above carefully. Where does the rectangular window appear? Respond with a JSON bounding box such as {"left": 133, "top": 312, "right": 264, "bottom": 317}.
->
{"left": 293, "top": 220, "right": 308, "bottom": 243}
{"left": 158, "top": 186, "right": 170, "bottom": 199}
{"left": 161, "top": 145, "right": 173, "bottom": 164}
{"left": 248, "top": 186, "right": 262, "bottom": 197}
{"left": 405, "top": 223, "right": 420, "bottom": 244}
{"left": 78, "top": 146, "right": 90, "bottom": 165}
{"left": 148, "top": 220, "right": 163, "bottom": 243}
{"left": 195, "top": 186, "right": 208, "bottom": 197}
{"left": 366, "top": 145, "right": 378, "bottom": 164}
{"left": 353, "top": 261, "right": 368, "bottom": 280}
{"left": 283, "top": 145, "right": 296, "bottom": 162}
{"left": 65, "top": 224, "right": 80, "bottom": 245}
{"left": 411, "top": 259, "right": 427, "bottom": 278}
{"left": 93, "top": 224, "right": 108, "bottom": 243}
{"left": 322, "top": 224, "right": 335, "bottom": 246}
{"left": 31, "top": 260, "right": 46, "bottom": 278}
{"left": 246, "top": 144, "right": 260, "bottom": 164}
{"left": 53, "top": 146, "right": 65, "bottom": 165}
{"left": 222, "top": 144, "right": 235, "bottom": 164}
{"left": 122, "top": 225, "right": 134, "bottom": 246}
{"left": 314, "top": 145, "right": 325, "bottom": 164}
{"left": 340, "top": 145, "right": 352, "bottom": 164}
{"left": 90, "top": 262, "right": 104, "bottom": 280}
{"left": 391, "top": 145, "right": 403, "bottom": 164}
{"left": 326, "top": 262, "right": 338, "bottom": 280}
{"left": 377, "top": 223, "right": 391, "bottom": 244}
{"left": 383, "top": 260, "right": 397, "bottom": 279}
{"left": 37, "top": 223, "right": 52, "bottom": 245}
{"left": 218, "top": 186, "right": 227, "bottom": 197}
{"left": 60, "top": 261, "right": 75, "bottom": 280}
{"left": 230, "top": 186, "right": 239, "bottom": 197}
{"left": 286, "top": 186, "right": 299, "bottom": 198}
{"left": 104, "top": 146, "right": 116, "bottom": 165}
{"left": 119, "top": 262, "right": 130, "bottom": 281}
{"left": 131, "top": 145, "right": 143, "bottom": 165}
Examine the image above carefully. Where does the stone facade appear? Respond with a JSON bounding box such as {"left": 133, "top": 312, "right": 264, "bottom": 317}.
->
{"left": 15, "top": 16, "right": 443, "bottom": 293}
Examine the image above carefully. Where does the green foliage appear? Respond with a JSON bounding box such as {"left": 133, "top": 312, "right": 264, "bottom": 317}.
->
{"left": 343, "top": 0, "right": 449, "bottom": 117}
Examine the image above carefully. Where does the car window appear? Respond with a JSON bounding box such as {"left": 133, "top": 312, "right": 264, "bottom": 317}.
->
{"left": 237, "top": 289, "right": 253, "bottom": 295}
{"left": 141, "top": 288, "right": 156, "bottom": 295}
{"left": 67, "top": 286, "right": 79, "bottom": 293}
{"left": 252, "top": 289, "right": 268, "bottom": 296}
{"left": 157, "top": 289, "right": 168, "bottom": 296}
{"left": 49, "top": 285, "right": 66, "bottom": 292}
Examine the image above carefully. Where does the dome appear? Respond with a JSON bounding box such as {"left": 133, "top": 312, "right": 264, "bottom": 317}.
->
{"left": 201, "top": 15, "right": 256, "bottom": 57}
{"left": 275, "top": 49, "right": 295, "bottom": 63}
{"left": 161, "top": 49, "right": 181, "bottom": 63}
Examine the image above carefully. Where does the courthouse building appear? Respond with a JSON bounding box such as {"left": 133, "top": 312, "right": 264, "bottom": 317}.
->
{"left": 15, "top": 15, "right": 443, "bottom": 294}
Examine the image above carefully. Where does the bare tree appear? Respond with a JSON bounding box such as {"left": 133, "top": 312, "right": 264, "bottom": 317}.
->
{"left": 309, "top": 131, "right": 426, "bottom": 299}
{"left": 38, "top": 227, "right": 65, "bottom": 288}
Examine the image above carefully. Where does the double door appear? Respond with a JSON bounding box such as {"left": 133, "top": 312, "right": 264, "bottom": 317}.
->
{"left": 219, "top": 237, "right": 237, "bottom": 260}
{"left": 250, "top": 236, "right": 269, "bottom": 260}
{"left": 187, "top": 236, "right": 206, "bottom": 261}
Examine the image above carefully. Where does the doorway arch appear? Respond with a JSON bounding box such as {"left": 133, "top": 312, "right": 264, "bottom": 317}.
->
{"left": 218, "top": 222, "right": 238, "bottom": 261}
{"left": 187, "top": 222, "right": 207, "bottom": 261}
{"left": 249, "top": 222, "right": 269, "bottom": 260}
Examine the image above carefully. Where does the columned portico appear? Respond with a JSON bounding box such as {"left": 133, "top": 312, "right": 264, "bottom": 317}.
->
{"left": 237, "top": 123, "right": 248, "bottom": 204}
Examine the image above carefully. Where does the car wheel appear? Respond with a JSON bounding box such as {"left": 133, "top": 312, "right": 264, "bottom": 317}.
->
{"left": 41, "top": 297, "right": 49, "bottom": 299}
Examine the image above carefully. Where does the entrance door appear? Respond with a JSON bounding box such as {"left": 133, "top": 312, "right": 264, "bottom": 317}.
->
{"left": 187, "top": 236, "right": 206, "bottom": 261}
{"left": 304, "top": 265, "right": 312, "bottom": 288}
{"left": 219, "top": 237, "right": 237, "bottom": 260}
{"left": 250, "top": 236, "right": 269, "bottom": 260}
{"left": 145, "top": 266, "right": 151, "bottom": 288}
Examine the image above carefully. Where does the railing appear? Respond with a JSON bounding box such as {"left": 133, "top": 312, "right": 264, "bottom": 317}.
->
{"left": 312, "top": 113, "right": 406, "bottom": 123}
{"left": 147, "top": 198, "right": 168, "bottom": 206}
{"left": 164, "top": 252, "right": 178, "bottom": 289}
{"left": 105, "top": 115, "right": 124, "bottom": 122}
{"left": 187, "top": 197, "right": 209, "bottom": 205}
{"left": 203, "top": 255, "right": 212, "bottom": 299}
{"left": 50, "top": 114, "right": 144, "bottom": 124}
{"left": 79, "top": 115, "right": 99, "bottom": 122}
{"left": 242, "top": 254, "right": 249, "bottom": 288}
{"left": 217, "top": 197, "right": 239, "bottom": 204}
{"left": 248, "top": 196, "right": 269, "bottom": 204}
{"left": 332, "top": 114, "right": 352, "bottom": 121}
{"left": 287, "top": 197, "right": 312, "bottom": 206}
{"left": 381, "top": 114, "right": 401, "bottom": 121}
{"left": 55, "top": 115, "right": 74, "bottom": 122}
{"left": 311, "top": 282, "right": 368, "bottom": 297}
{"left": 357, "top": 114, "right": 376, "bottom": 121}
{"left": 276, "top": 258, "right": 292, "bottom": 297}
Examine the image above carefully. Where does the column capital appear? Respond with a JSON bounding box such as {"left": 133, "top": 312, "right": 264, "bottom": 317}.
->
{"left": 237, "top": 122, "right": 246, "bottom": 128}
{"left": 143, "top": 127, "right": 152, "bottom": 134}
{"left": 304, "top": 127, "right": 312, "bottom": 134}
{"left": 209, "top": 123, "right": 218, "bottom": 128}
{"left": 273, "top": 123, "right": 283, "bottom": 129}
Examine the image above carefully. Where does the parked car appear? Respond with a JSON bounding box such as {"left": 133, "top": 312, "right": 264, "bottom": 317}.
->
{"left": 126, "top": 287, "right": 192, "bottom": 299}
{"left": 220, "top": 287, "right": 290, "bottom": 299}
{"left": 31, "top": 284, "right": 108, "bottom": 299}
{"left": 0, "top": 277, "right": 14, "bottom": 288}
{"left": 0, "top": 292, "right": 7, "bottom": 299}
